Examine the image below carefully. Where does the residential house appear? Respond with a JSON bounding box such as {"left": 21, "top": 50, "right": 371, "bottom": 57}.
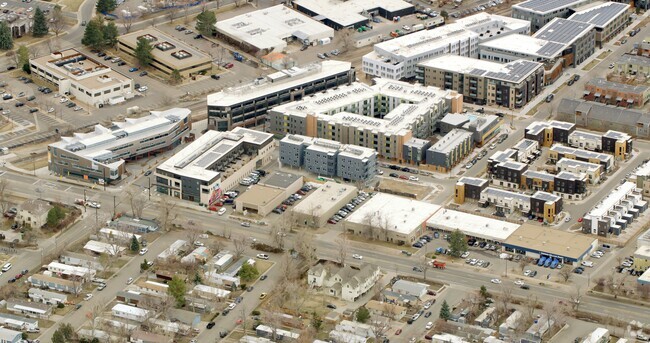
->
{"left": 380, "top": 290, "right": 419, "bottom": 306}
{"left": 47, "top": 261, "right": 96, "bottom": 280}
{"left": 16, "top": 199, "right": 51, "bottom": 229}
{"left": 391, "top": 280, "right": 428, "bottom": 299}
{"left": 192, "top": 284, "right": 231, "bottom": 300}
{"left": 335, "top": 320, "right": 375, "bottom": 338}
{"left": 0, "top": 313, "right": 39, "bottom": 333}
{"left": 583, "top": 328, "right": 609, "bottom": 343}
{"left": 0, "top": 327, "right": 22, "bottom": 343}
{"left": 6, "top": 298, "right": 52, "bottom": 319}
{"left": 112, "top": 304, "right": 150, "bottom": 322}
{"left": 256, "top": 325, "right": 300, "bottom": 341}
{"left": 180, "top": 247, "right": 211, "bottom": 264}
{"left": 365, "top": 300, "right": 407, "bottom": 320}
{"left": 135, "top": 280, "right": 169, "bottom": 297}
{"left": 60, "top": 251, "right": 105, "bottom": 271}
{"left": 307, "top": 262, "right": 381, "bottom": 302}
{"left": 432, "top": 334, "right": 470, "bottom": 343}
{"left": 129, "top": 330, "right": 173, "bottom": 343}
{"left": 474, "top": 307, "right": 496, "bottom": 328}
{"left": 168, "top": 309, "right": 201, "bottom": 328}
{"left": 523, "top": 315, "right": 554, "bottom": 343}
{"left": 28, "top": 288, "right": 67, "bottom": 305}
{"left": 499, "top": 310, "right": 522, "bottom": 336}
{"left": 116, "top": 291, "right": 144, "bottom": 306}
{"left": 27, "top": 273, "right": 83, "bottom": 294}
{"left": 83, "top": 240, "right": 126, "bottom": 256}
{"left": 157, "top": 240, "right": 188, "bottom": 261}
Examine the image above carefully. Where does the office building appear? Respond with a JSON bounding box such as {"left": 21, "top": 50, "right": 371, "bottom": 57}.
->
{"left": 582, "top": 182, "right": 647, "bottom": 236}
{"left": 480, "top": 188, "right": 563, "bottom": 222}
{"left": 455, "top": 177, "right": 489, "bottom": 203}
{"left": 0, "top": 10, "right": 32, "bottom": 38}
{"left": 207, "top": 60, "right": 354, "bottom": 131}
{"left": 511, "top": 0, "right": 596, "bottom": 31}
{"left": 567, "top": 2, "right": 630, "bottom": 47}
{"left": 279, "top": 135, "right": 378, "bottom": 183}
{"left": 30, "top": 49, "right": 134, "bottom": 107}
{"left": 568, "top": 128, "right": 633, "bottom": 158}
{"left": 426, "top": 129, "right": 474, "bottom": 172}
{"left": 362, "top": 13, "right": 529, "bottom": 80}
{"left": 532, "top": 18, "right": 595, "bottom": 66}
{"left": 270, "top": 79, "right": 462, "bottom": 161}
{"left": 118, "top": 28, "right": 211, "bottom": 77}
{"left": 215, "top": 5, "right": 334, "bottom": 52}
{"left": 48, "top": 108, "right": 191, "bottom": 183}
{"left": 549, "top": 144, "right": 614, "bottom": 172}
{"left": 557, "top": 98, "right": 650, "bottom": 138}
{"left": 524, "top": 120, "right": 576, "bottom": 147}
{"left": 418, "top": 56, "right": 544, "bottom": 109}
{"left": 155, "top": 127, "right": 274, "bottom": 205}
{"left": 583, "top": 78, "right": 649, "bottom": 108}
{"left": 293, "top": 0, "right": 414, "bottom": 30}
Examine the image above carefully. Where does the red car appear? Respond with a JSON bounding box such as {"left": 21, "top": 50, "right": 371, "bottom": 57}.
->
{"left": 328, "top": 219, "right": 337, "bottom": 224}
{"left": 577, "top": 217, "right": 583, "bottom": 222}
{"left": 399, "top": 175, "right": 408, "bottom": 180}
{"left": 225, "top": 63, "right": 234, "bottom": 69}
{"left": 395, "top": 328, "right": 402, "bottom": 335}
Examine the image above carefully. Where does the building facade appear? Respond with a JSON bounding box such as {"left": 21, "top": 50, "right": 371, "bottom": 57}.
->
{"left": 567, "top": 2, "right": 630, "bottom": 47}
{"left": 556, "top": 158, "right": 602, "bottom": 184}
{"left": 16, "top": 199, "right": 51, "bottom": 229}
{"left": 524, "top": 120, "right": 576, "bottom": 147}
{"left": 511, "top": 0, "right": 596, "bottom": 31}
{"left": 307, "top": 263, "right": 381, "bottom": 302}
{"left": 582, "top": 182, "right": 647, "bottom": 236}
{"left": 615, "top": 54, "right": 650, "bottom": 76}
{"left": 426, "top": 129, "right": 474, "bottom": 172}
{"left": 583, "top": 78, "right": 649, "bottom": 108}
{"left": 568, "top": 128, "right": 633, "bottom": 158}
{"left": 454, "top": 177, "right": 489, "bottom": 203}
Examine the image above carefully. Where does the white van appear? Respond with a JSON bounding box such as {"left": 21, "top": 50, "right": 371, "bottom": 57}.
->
{"left": 218, "top": 208, "right": 226, "bottom": 216}
{"left": 2, "top": 263, "right": 12, "bottom": 272}
{"left": 581, "top": 261, "right": 594, "bottom": 268}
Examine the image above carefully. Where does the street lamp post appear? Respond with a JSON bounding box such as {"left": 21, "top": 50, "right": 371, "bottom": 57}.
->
{"left": 31, "top": 152, "right": 37, "bottom": 176}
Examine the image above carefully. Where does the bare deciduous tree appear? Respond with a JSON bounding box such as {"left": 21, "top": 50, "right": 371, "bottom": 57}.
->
{"left": 120, "top": 9, "right": 136, "bottom": 33}
{"left": 269, "top": 224, "right": 286, "bottom": 250}
{"left": 232, "top": 235, "right": 248, "bottom": 259}
{"left": 185, "top": 219, "right": 203, "bottom": 246}
{"left": 497, "top": 285, "right": 513, "bottom": 316}
{"left": 570, "top": 286, "right": 583, "bottom": 311}
{"left": 524, "top": 295, "right": 539, "bottom": 322}
{"left": 167, "top": 0, "right": 179, "bottom": 23}
{"left": 369, "top": 317, "right": 391, "bottom": 338}
{"left": 0, "top": 179, "right": 9, "bottom": 215}
{"left": 158, "top": 196, "right": 178, "bottom": 232}
{"left": 518, "top": 258, "right": 529, "bottom": 272}
{"left": 126, "top": 188, "right": 145, "bottom": 219}
{"left": 335, "top": 234, "right": 350, "bottom": 266}
{"left": 558, "top": 267, "right": 572, "bottom": 283}
{"left": 336, "top": 29, "right": 355, "bottom": 53}
{"left": 294, "top": 230, "right": 316, "bottom": 265}
{"left": 50, "top": 5, "right": 65, "bottom": 36}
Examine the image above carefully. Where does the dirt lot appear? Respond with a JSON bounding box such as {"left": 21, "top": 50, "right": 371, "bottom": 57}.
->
{"left": 376, "top": 178, "right": 434, "bottom": 200}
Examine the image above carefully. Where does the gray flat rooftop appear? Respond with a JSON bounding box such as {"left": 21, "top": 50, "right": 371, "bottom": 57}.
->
{"left": 429, "top": 129, "right": 473, "bottom": 154}
{"left": 261, "top": 172, "right": 303, "bottom": 189}
{"left": 569, "top": 130, "right": 601, "bottom": 141}
{"left": 556, "top": 157, "right": 602, "bottom": 171}
{"left": 533, "top": 18, "right": 594, "bottom": 45}
{"left": 523, "top": 170, "right": 555, "bottom": 182}
{"left": 513, "top": 139, "right": 537, "bottom": 151}
{"left": 483, "top": 187, "right": 530, "bottom": 202}
{"left": 556, "top": 171, "right": 586, "bottom": 181}
{"left": 568, "top": 2, "right": 630, "bottom": 28}
{"left": 420, "top": 56, "right": 543, "bottom": 84}
{"left": 500, "top": 160, "right": 528, "bottom": 171}
{"left": 489, "top": 149, "right": 518, "bottom": 163}
{"left": 403, "top": 138, "right": 430, "bottom": 149}
{"left": 514, "top": 0, "right": 591, "bottom": 14}
{"left": 479, "top": 35, "right": 566, "bottom": 59}
{"left": 616, "top": 54, "right": 650, "bottom": 67}
{"left": 603, "top": 130, "right": 631, "bottom": 141}
{"left": 458, "top": 177, "right": 488, "bottom": 187}
{"left": 525, "top": 120, "right": 575, "bottom": 135}
{"left": 532, "top": 191, "right": 561, "bottom": 203}
{"left": 551, "top": 144, "right": 612, "bottom": 163}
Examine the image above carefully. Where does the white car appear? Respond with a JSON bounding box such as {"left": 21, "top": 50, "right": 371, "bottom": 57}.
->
{"left": 524, "top": 270, "right": 532, "bottom": 276}
{"left": 227, "top": 303, "right": 236, "bottom": 310}
{"left": 0, "top": 3, "right": 7, "bottom": 7}
{"left": 83, "top": 294, "right": 93, "bottom": 301}
{"left": 48, "top": 108, "right": 54, "bottom": 113}
{"left": 425, "top": 321, "right": 433, "bottom": 329}
{"left": 241, "top": 222, "right": 251, "bottom": 227}
{"left": 402, "top": 25, "right": 411, "bottom": 31}
{"left": 1, "top": 110, "right": 9, "bottom": 115}
{"left": 352, "top": 254, "right": 363, "bottom": 260}
{"left": 514, "top": 280, "right": 525, "bottom": 286}
{"left": 138, "top": 86, "right": 148, "bottom": 92}
{"left": 256, "top": 253, "right": 269, "bottom": 260}
{"left": 59, "top": 97, "right": 68, "bottom": 103}
{"left": 217, "top": 208, "right": 226, "bottom": 216}
{"left": 489, "top": 143, "right": 497, "bottom": 150}
{"left": 423, "top": 301, "right": 432, "bottom": 309}
{"left": 139, "top": 248, "right": 148, "bottom": 255}
{"left": 564, "top": 216, "right": 571, "bottom": 222}
{"left": 469, "top": 258, "right": 478, "bottom": 265}
{"left": 126, "top": 277, "right": 134, "bottom": 284}
{"left": 491, "top": 278, "right": 502, "bottom": 284}
{"left": 461, "top": 251, "right": 470, "bottom": 258}
{"left": 409, "top": 176, "right": 419, "bottom": 181}
{"left": 194, "top": 241, "right": 204, "bottom": 247}
{"left": 87, "top": 201, "right": 101, "bottom": 209}
{"left": 377, "top": 170, "right": 384, "bottom": 175}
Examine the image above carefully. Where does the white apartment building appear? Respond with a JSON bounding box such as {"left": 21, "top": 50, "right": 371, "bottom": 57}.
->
{"left": 582, "top": 182, "right": 647, "bottom": 236}
{"left": 30, "top": 49, "right": 134, "bottom": 107}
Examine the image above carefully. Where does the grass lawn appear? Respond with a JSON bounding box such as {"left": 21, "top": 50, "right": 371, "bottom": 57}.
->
{"left": 59, "top": 0, "right": 84, "bottom": 12}
{"left": 14, "top": 155, "right": 48, "bottom": 171}
{"left": 597, "top": 50, "right": 611, "bottom": 59}
{"left": 255, "top": 260, "right": 273, "bottom": 276}
{"left": 581, "top": 59, "right": 600, "bottom": 71}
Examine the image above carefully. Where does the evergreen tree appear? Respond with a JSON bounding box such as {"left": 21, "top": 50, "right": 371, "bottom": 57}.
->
{"left": 0, "top": 21, "right": 13, "bottom": 50}
{"left": 169, "top": 69, "right": 183, "bottom": 85}
{"left": 81, "top": 19, "right": 105, "bottom": 50}
{"left": 311, "top": 311, "right": 322, "bottom": 331}
{"left": 167, "top": 275, "right": 187, "bottom": 307}
{"left": 238, "top": 262, "right": 259, "bottom": 282}
{"left": 32, "top": 7, "right": 49, "bottom": 37}
{"left": 102, "top": 21, "right": 119, "bottom": 48}
{"left": 52, "top": 330, "right": 65, "bottom": 343}
{"left": 17, "top": 45, "right": 29, "bottom": 68}
{"left": 130, "top": 235, "right": 140, "bottom": 252}
{"left": 134, "top": 37, "right": 154, "bottom": 67}
{"left": 140, "top": 259, "right": 149, "bottom": 271}
{"left": 195, "top": 10, "right": 216, "bottom": 37}
{"left": 479, "top": 285, "right": 490, "bottom": 299}
{"left": 448, "top": 229, "right": 468, "bottom": 258}
{"left": 439, "top": 300, "right": 451, "bottom": 321}
{"left": 96, "top": 0, "right": 117, "bottom": 14}
{"left": 356, "top": 307, "right": 370, "bottom": 323}
{"left": 22, "top": 63, "right": 31, "bottom": 74}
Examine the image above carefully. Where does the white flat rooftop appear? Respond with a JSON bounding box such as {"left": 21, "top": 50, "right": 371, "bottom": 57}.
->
{"left": 587, "top": 182, "right": 637, "bottom": 218}
{"left": 533, "top": 18, "right": 595, "bottom": 46}
{"left": 455, "top": 12, "right": 530, "bottom": 37}
{"left": 293, "top": 181, "right": 357, "bottom": 217}
{"left": 215, "top": 5, "right": 333, "bottom": 51}
{"left": 513, "top": 0, "right": 592, "bottom": 15}
{"left": 636, "top": 161, "right": 650, "bottom": 177}
{"left": 419, "top": 55, "right": 543, "bottom": 83}
{"left": 346, "top": 193, "right": 440, "bottom": 235}
{"left": 479, "top": 34, "right": 566, "bottom": 59}
{"left": 427, "top": 208, "right": 520, "bottom": 242}
{"left": 293, "top": 0, "right": 413, "bottom": 27}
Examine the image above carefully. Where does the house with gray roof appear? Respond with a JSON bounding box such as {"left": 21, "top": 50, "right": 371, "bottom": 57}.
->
{"left": 16, "top": 199, "right": 52, "bottom": 229}
{"left": 615, "top": 54, "right": 650, "bottom": 76}
{"left": 308, "top": 262, "right": 381, "bottom": 302}
{"left": 0, "top": 313, "right": 39, "bottom": 332}
{"left": 28, "top": 288, "right": 68, "bottom": 305}
{"left": 391, "top": 280, "right": 428, "bottom": 299}
{"left": 6, "top": 298, "right": 52, "bottom": 319}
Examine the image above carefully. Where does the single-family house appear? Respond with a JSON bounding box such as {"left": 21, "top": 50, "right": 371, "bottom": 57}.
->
{"left": 129, "top": 330, "right": 173, "bottom": 343}
{"left": 135, "top": 280, "right": 169, "bottom": 297}
{"left": 83, "top": 240, "right": 126, "bottom": 256}
{"left": 6, "top": 298, "right": 52, "bottom": 319}
{"left": 329, "top": 330, "right": 368, "bottom": 343}
{"left": 307, "top": 262, "right": 381, "bottom": 302}
{"left": 60, "top": 251, "right": 105, "bottom": 271}
{"left": 523, "top": 315, "right": 554, "bottom": 343}
{"left": 391, "top": 280, "right": 428, "bottom": 299}
{"left": 157, "top": 240, "right": 188, "bottom": 261}
{"left": 380, "top": 290, "right": 419, "bottom": 306}
{"left": 256, "top": 325, "right": 300, "bottom": 341}
{"left": 116, "top": 291, "right": 144, "bottom": 306}
{"left": 474, "top": 307, "right": 496, "bottom": 328}
{"left": 47, "top": 261, "right": 96, "bottom": 280}
{"left": 99, "top": 228, "right": 141, "bottom": 243}
{"left": 212, "top": 253, "right": 234, "bottom": 272}
{"left": 0, "top": 313, "right": 39, "bottom": 333}
{"left": 16, "top": 199, "right": 51, "bottom": 228}
{"left": 583, "top": 328, "right": 610, "bottom": 343}
{"left": 192, "top": 284, "right": 231, "bottom": 300}
{"left": 432, "top": 334, "right": 469, "bottom": 343}
{"left": 180, "top": 246, "right": 211, "bottom": 264}
{"left": 112, "top": 304, "right": 150, "bottom": 322}
{"left": 499, "top": 310, "right": 522, "bottom": 336}
{"left": 28, "top": 288, "right": 68, "bottom": 305}
{"left": 204, "top": 271, "right": 240, "bottom": 289}
{"left": 0, "top": 327, "right": 23, "bottom": 343}
{"left": 365, "top": 300, "right": 407, "bottom": 320}
{"left": 27, "top": 273, "right": 83, "bottom": 294}
{"left": 335, "top": 320, "right": 375, "bottom": 338}
{"left": 169, "top": 308, "right": 201, "bottom": 328}
{"left": 224, "top": 257, "right": 256, "bottom": 277}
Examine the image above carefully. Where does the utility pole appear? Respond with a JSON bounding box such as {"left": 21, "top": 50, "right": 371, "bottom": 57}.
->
{"left": 148, "top": 177, "right": 151, "bottom": 200}
{"left": 83, "top": 189, "right": 87, "bottom": 213}
{"left": 95, "top": 206, "right": 98, "bottom": 225}
{"left": 113, "top": 195, "right": 116, "bottom": 219}
{"left": 103, "top": 169, "right": 106, "bottom": 191}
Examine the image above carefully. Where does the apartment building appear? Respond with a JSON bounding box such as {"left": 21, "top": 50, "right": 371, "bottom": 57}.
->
{"left": 426, "top": 129, "right": 474, "bottom": 172}
{"left": 438, "top": 113, "right": 502, "bottom": 146}
{"left": 155, "top": 127, "right": 274, "bottom": 205}
{"left": 568, "top": 128, "right": 633, "bottom": 158}
{"left": 491, "top": 160, "right": 528, "bottom": 189}
{"left": 567, "top": 2, "right": 630, "bottom": 47}
{"left": 512, "top": 139, "right": 541, "bottom": 162}
{"left": 402, "top": 138, "right": 432, "bottom": 166}
{"left": 454, "top": 177, "right": 489, "bottom": 204}
{"left": 269, "top": 79, "right": 462, "bottom": 162}
{"left": 635, "top": 161, "right": 650, "bottom": 198}
{"left": 308, "top": 263, "right": 381, "bottom": 301}
{"left": 532, "top": 18, "right": 595, "bottom": 66}
{"left": 522, "top": 170, "right": 588, "bottom": 200}
{"left": 615, "top": 54, "right": 650, "bottom": 76}
{"left": 480, "top": 187, "right": 563, "bottom": 222}
{"left": 511, "top": 0, "right": 597, "bottom": 31}
{"left": 48, "top": 108, "right": 191, "bottom": 183}
{"left": 524, "top": 120, "right": 576, "bottom": 147}
{"left": 207, "top": 60, "right": 354, "bottom": 131}
{"left": 418, "top": 56, "right": 544, "bottom": 109}
{"left": 584, "top": 78, "right": 649, "bottom": 108}
{"left": 549, "top": 144, "right": 614, "bottom": 172}
{"left": 582, "top": 182, "right": 647, "bottom": 236}
{"left": 30, "top": 49, "right": 134, "bottom": 107}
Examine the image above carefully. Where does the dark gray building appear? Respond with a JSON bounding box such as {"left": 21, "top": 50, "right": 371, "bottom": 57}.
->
{"left": 402, "top": 138, "right": 432, "bottom": 165}
{"left": 524, "top": 120, "right": 576, "bottom": 147}
{"left": 487, "top": 149, "right": 519, "bottom": 175}
{"left": 493, "top": 161, "right": 528, "bottom": 188}
{"left": 533, "top": 18, "right": 595, "bottom": 66}
{"left": 512, "top": 0, "right": 596, "bottom": 31}
{"left": 554, "top": 171, "right": 587, "bottom": 199}
{"left": 456, "top": 177, "right": 489, "bottom": 201}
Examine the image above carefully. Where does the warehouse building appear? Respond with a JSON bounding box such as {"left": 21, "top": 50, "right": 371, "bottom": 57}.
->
{"left": 49, "top": 108, "right": 191, "bottom": 184}
{"left": 155, "top": 128, "right": 274, "bottom": 205}
{"left": 426, "top": 129, "right": 474, "bottom": 173}
{"left": 532, "top": 18, "right": 595, "bottom": 66}
{"left": 582, "top": 181, "right": 647, "bottom": 236}
{"left": 511, "top": 0, "right": 596, "bottom": 31}
{"left": 524, "top": 120, "right": 576, "bottom": 147}
{"left": 557, "top": 98, "right": 650, "bottom": 139}
{"left": 293, "top": 0, "right": 414, "bottom": 30}
{"left": 292, "top": 182, "right": 357, "bottom": 227}
{"left": 503, "top": 224, "right": 597, "bottom": 265}
{"left": 215, "top": 5, "right": 334, "bottom": 53}
{"left": 344, "top": 193, "right": 440, "bottom": 244}
{"left": 235, "top": 173, "right": 303, "bottom": 216}
{"left": 30, "top": 49, "right": 134, "bottom": 108}
{"left": 567, "top": 1, "right": 630, "bottom": 47}
{"left": 118, "top": 28, "right": 211, "bottom": 77}
{"left": 567, "top": 128, "right": 632, "bottom": 158}
{"left": 207, "top": 60, "right": 354, "bottom": 131}
{"left": 417, "top": 56, "right": 544, "bottom": 109}
{"left": 549, "top": 144, "right": 614, "bottom": 172}
{"left": 454, "top": 177, "right": 489, "bottom": 203}
{"left": 269, "top": 79, "right": 462, "bottom": 162}
{"left": 426, "top": 208, "right": 520, "bottom": 243}
{"left": 556, "top": 158, "right": 602, "bottom": 184}
{"left": 279, "top": 135, "right": 378, "bottom": 183}
{"left": 583, "top": 78, "right": 650, "bottom": 108}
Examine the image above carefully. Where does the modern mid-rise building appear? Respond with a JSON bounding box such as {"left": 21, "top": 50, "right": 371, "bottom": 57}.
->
{"left": 155, "top": 128, "right": 274, "bottom": 205}
{"left": 549, "top": 144, "right": 614, "bottom": 172}
{"left": 480, "top": 187, "right": 563, "bottom": 222}
{"left": 417, "top": 56, "right": 544, "bottom": 109}
{"left": 522, "top": 170, "right": 588, "bottom": 200}
{"left": 279, "top": 135, "right": 377, "bottom": 183}
{"left": 48, "top": 108, "right": 191, "bottom": 183}
{"left": 583, "top": 78, "right": 649, "bottom": 108}
{"left": 207, "top": 60, "right": 354, "bottom": 131}
{"left": 532, "top": 18, "right": 595, "bottom": 66}
{"left": 524, "top": 120, "right": 576, "bottom": 147}
{"left": 293, "top": 0, "right": 415, "bottom": 30}
{"left": 455, "top": 177, "right": 489, "bottom": 203}
{"left": 568, "top": 128, "right": 633, "bottom": 158}
{"left": 30, "top": 49, "right": 134, "bottom": 107}
{"left": 511, "top": 0, "right": 596, "bottom": 31}
{"left": 567, "top": 1, "right": 630, "bottom": 48}
{"left": 635, "top": 161, "right": 650, "bottom": 198}
{"left": 582, "top": 182, "right": 647, "bottom": 236}
{"left": 269, "top": 79, "right": 462, "bottom": 162}
{"left": 437, "top": 113, "right": 502, "bottom": 146}
{"left": 425, "top": 129, "right": 474, "bottom": 172}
